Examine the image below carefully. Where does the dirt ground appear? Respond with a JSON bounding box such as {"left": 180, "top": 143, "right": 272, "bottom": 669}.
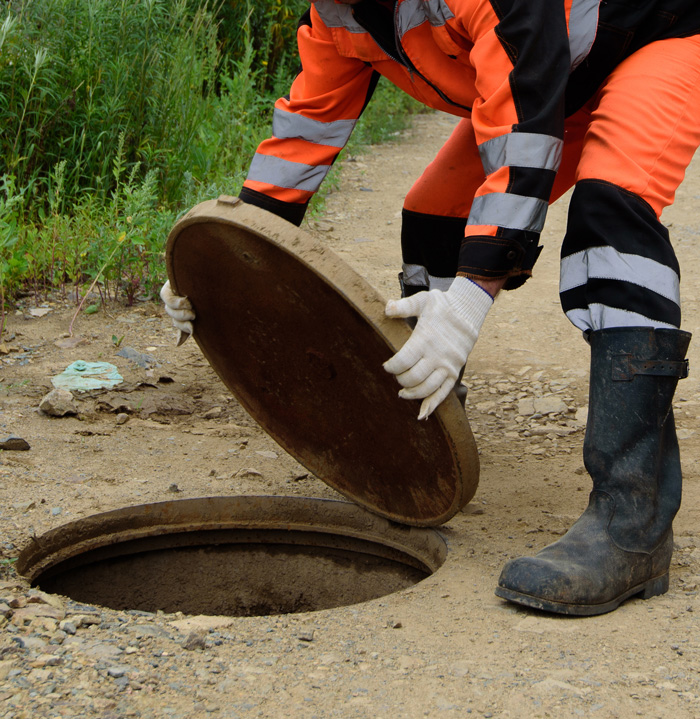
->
{"left": 2, "top": 111, "right": 700, "bottom": 718}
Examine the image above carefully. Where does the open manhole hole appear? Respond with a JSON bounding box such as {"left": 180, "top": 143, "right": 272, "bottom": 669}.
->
{"left": 17, "top": 496, "right": 447, "bottom": 617}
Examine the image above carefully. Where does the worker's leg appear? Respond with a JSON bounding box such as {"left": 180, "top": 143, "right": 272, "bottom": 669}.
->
{"left": 497, "top": 36, "right": 700, "bottom": 615}
{"left": 400, "top": 117, "right": 484, "bottom": 294}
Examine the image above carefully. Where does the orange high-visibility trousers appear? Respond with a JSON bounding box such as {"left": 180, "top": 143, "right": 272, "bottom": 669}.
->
{"left": 402, "top": 35, "right": 700, "bottom": 329}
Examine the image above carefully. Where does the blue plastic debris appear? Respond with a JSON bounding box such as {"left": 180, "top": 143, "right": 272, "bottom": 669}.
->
{"left": 51, "top": 360, "right": 123, "bottom": 392}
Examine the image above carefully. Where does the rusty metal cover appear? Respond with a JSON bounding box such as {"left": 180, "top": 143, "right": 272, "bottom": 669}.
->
{"left": 165, "top": 196, "right": 479, "bottom": 526}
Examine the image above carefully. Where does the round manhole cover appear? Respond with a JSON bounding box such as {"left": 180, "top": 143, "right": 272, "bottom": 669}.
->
{"left": 17, "top": 497, "right": 447, "bottom": 617}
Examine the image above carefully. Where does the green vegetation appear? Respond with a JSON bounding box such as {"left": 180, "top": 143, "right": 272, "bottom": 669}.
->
{"left": 0, "top": 0, "right": 421, "bottom": 332}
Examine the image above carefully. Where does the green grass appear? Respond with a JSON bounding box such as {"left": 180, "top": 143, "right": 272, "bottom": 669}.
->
{"left": 0, "top": 0, "right": 423, "bottom": 334}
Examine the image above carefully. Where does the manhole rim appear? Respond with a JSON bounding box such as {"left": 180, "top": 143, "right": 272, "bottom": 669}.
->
{"left": 17, "top": 495, "right": 448, "bottom": 584}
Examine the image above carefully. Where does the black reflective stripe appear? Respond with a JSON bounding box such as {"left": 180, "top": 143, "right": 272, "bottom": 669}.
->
{"left": 507, "top": 166, "right": 558, "bottom": 202}
{"left": 239, "top": 188, "right": 308, "bottom": 227}
{"left": 560, "top": 279, "right": 682, "bottom": 328}
{"left": 492, "top": 0, "right": 570, "bottom": 137}
{"left": 401, "top": 209, "right": 465, "bottom": 278}
{"left": 562, "top": 180, "right": 680, "bottom": 274}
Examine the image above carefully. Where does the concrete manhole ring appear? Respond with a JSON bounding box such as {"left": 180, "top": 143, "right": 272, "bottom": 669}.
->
{"left": 17, "top": 496, "right": 447, "bottom": 617}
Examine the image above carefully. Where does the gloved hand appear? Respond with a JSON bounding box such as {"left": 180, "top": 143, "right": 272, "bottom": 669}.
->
{"left": 383, "top": 276, "right": 493, "bottom": 419}
{"left": 160, "top": 280, "right": 195, "bottom": 346}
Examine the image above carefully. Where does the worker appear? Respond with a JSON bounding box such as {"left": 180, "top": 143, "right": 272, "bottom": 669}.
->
{"left": 162, "top": 0, "right": 700, "bottom": 616}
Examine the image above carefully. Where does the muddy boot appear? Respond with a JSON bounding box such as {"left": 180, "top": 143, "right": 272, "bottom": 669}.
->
{"left": 495, "top": 327, "right": 691, "bottom": 616}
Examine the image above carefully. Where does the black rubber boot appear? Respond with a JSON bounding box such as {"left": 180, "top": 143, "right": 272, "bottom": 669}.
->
{"left": 495, "top": 327, "right": 691, "bottom": 616}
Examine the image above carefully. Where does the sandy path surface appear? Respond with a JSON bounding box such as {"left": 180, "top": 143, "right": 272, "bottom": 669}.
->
{"left": 1, "top": 111, "right": 700, "bottom": 718}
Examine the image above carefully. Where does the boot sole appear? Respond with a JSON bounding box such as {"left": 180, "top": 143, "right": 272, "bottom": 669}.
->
{"left": 494, "top": 573, "right": 669, "bottom": 616}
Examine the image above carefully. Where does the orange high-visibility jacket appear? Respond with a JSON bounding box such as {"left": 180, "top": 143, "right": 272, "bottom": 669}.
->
{"left": 240, "top": 0, "right": 700, "bottom": 285}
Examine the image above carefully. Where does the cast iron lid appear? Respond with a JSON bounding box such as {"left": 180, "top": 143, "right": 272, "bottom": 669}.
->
{"left": 165, "top": 196, "right": 479, "bottom": 526}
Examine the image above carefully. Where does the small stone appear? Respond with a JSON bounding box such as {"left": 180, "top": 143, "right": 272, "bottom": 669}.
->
{"left": 116, "top": 413, "right": 129, "bottom": 425}
{"left": 533, "top": 396, "right": 568, "bottom": 415}
{"left": 255, "top": 450, "right": 279, "bottom": 460}
{"left": 59, "top": 620, "right": 77, "bottom": 635}
{"left": 517, "top": 398, "right": 536, "bottom": 416}
{"left": 71, "top": 613, "right": 101, "bottom": 626}
{"left": 27, "top": 589, "right": 64, "bottom": 609}
{"left": 0, "top": 602, "right": 11, "bottom": 617}
{"left": 168, "top": 483, "right": 182, "bottom": 493}
{"left": 183, "top": 632, "right": 207, "bottom": 651}
{"left": 107, "top": 665, "right": 128, "bottom": 678}
{"left": 0, "top": 435, "right": 31, "bottom": 451}
{"left": 13, "top": 501, "right": 36, "bottom": 513}
{"left": 203, "top": 406, "right": 224, "bottom": 420}
{"left": 297, "top": 629, "right": 315, "bottom": 642}
{"left": 39, "top": 388, "right": 78, "bottom": 417}
{"left": 31, "top": 654, "right": 62, "bottom": 668}
{"left": 234, "top": 468, "right": 263, "bottom": 479}
{"left": 51, "top": 507, "right": 62, "bottom": 516}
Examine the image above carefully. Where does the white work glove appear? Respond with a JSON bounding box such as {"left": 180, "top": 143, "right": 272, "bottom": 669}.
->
{"left": 160, "top": 280, "right": 195, "bottom": 345}
{"left": 383, "top": 276, "right": 493, "bottom": 419}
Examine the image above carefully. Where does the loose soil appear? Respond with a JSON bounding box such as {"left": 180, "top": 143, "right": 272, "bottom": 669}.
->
{"left": 1, "top": 112, "right": 700, "bottom": 718}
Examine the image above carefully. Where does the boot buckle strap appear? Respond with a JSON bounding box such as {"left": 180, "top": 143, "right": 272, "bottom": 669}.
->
{"left": 612, "top": 355, "right": 689, "bottom": 381}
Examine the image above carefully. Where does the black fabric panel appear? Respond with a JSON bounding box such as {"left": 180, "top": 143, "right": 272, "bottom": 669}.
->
{"left": 298, "top": 6, "right": 312, "bottom": 29}
{"left": 491, "top": 0, "right": 569, "bottom": 137}
{"left": 238, "top": 187, "right": 308, "bottom": 227}
{"left": 352, "top": 0, "right": 401, "bottom": 61}
{"left": 401, "top": 209, "right": 466, "bottom": 278}
{"left": 507, "top": 166, "right": 557, "bottom": 202}
{"left": 565, "top": 0, "right": 700, "bottom": 116}
{"left": 561, "top": 180, "right": 680, "bottom": 274}
{"left": 457, "top": 226, "right": 542, "bottom": 288}
{"left": 560, "top": 278, "right": 682, "bottom": 327}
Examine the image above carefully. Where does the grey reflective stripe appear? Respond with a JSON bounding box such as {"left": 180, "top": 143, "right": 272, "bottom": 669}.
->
{"left": 402, "top": 264, "right": 454, "bottom": 291}
{"left": 247, "top": 153, "right": 329, "bottom": 192}
{"left": 468, "top": 193, "right": 548, "bottom": 232}
{"left": 403, "top": 263, "right": 429, "bottom": 287}
{"left": 565, "top": 306, "right": 678, "bottom": 333}
{"left": 313, "top": 1, "right": 366, "bottom": 33}
{"left": 396, "top": 0, "right": 453, "bottom": 39}
{"left": 568, "top": 0, "right": 600, "bottom": 70}
{"left": 273, "top": 109, "right": 355, "bottom": 149}
{"left": 559, "top": 247, "right": 681, "bottom": 304}
{"left": 428, "top": 275, "right": 454, "bottom": 292}
{"left": 478, "top": 133, "right": 563, "bottom": 176}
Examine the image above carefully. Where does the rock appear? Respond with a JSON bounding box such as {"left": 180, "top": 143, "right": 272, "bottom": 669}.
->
{"left": 170, "top": 616, "right": 236, "bottom": 633}
{"left": 39, "top": 388, "right": 78, "bottom": 417}
{"left": 0, "top": 660, "right": 14, "bottom": 681}
{"left": 71, "top": 613, "right": 102, "bottom": 626}
{"left": 107, "top": 665, "right": 129, "bottom": 678}
{"left": 0, "top": 435, "right": 31, "bottom": 451}
{"left": 183, "top": 633, "right": 207, "bottom": 651}
{"left": 116, "top": 413, "right": 129, "bottom": 425}
{"left": 59, "top": 620, "right": 78, "bottom": 635}
{"left": 533, "top": 396, "right": 568, "bottom": 415}
{"left": 27, "top": 589, "right": 65, "bottom": 610}
{"left": 297, "top": 629, "right": 315, "bottom": 642}
{"left": 517, "top": 398, "right": 536, "bottom": 416}
{"left": 203, "top": 406, "right": 224, "bottom": 420}
{"left": 116, "top": 346, "right": 156, "bottom": 368}
{"left": 235, "top": 468, "right": 263, "bottom": 479}
{"left": 13, "top": 500, "right": 36, "bottom": 513}
{"left": 255, "top": 450, "right": 279, "bottom": 460}
{"left": 11, "top": 604, "right": 66, "bottom": 625}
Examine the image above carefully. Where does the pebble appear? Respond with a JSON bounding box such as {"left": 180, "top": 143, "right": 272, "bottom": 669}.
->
{"left": 183, "top": 633, "right": 207, "bottom": 651}
{"left": 39, "top": 388, "right": 78, "bottom": 417}
{"left": 0, "top": 435, "right": 31, "bottom": 451}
